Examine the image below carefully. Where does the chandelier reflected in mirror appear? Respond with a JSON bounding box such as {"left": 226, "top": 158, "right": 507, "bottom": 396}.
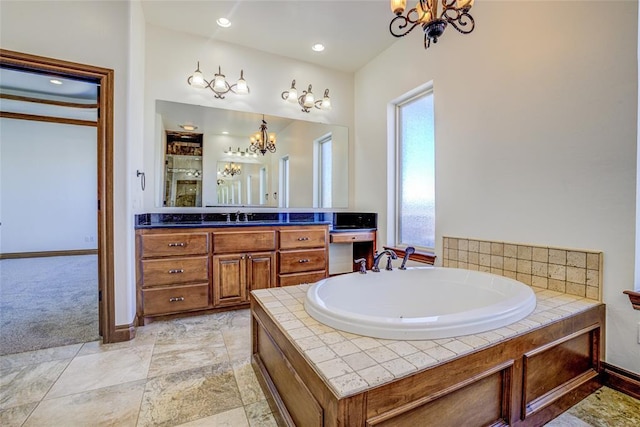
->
{"left": 187, "top": 62, "right": 249, "bottom": 99}
{"left": 249, "top": 115, "right": 276, "bottom": 155}
{"left": 389, "top": 0, "right": 475, "bottom": 49}
{"left": 221, "top": 162, "right": 241, "bottom": 177}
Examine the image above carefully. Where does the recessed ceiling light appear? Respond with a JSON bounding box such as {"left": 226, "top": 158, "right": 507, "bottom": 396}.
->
{"left": 217, "top": 17, "right": 231, "bottom": 28}
{"left": 222, "top": 131, "right": 229, "bottom": 135}
{"left": 312, "top": 43, "right": 325, "bottom": 52}
{"left": 49, "top": 79, "right": 63, "bottom": 85}
{"left": 179, "top": 124, "right": 198, "bottom": 131}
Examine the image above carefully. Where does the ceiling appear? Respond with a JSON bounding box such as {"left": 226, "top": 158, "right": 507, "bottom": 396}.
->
{"left": 141, "top": 0, "right": 398, "bottom": 73}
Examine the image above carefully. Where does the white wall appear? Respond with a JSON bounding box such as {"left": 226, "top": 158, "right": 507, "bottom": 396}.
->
{"left": 143, "top": 25, "right": 355, "bottom": 212}
{"left": 0, "top": 0, "right": 139, "bottom": 325}
{"left": 355, "top": 1, "right": 639, "bottom": 373}
{"left": 0, "top": 119, "right": 97, "bottom": 253}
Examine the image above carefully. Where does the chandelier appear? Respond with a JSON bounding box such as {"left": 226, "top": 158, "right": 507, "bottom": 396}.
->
{"left": 187, "top": 62, "right": 249, "bottom": 99}
{"left": 281, "top": 80, "right": 331, "bottom": 113}
{"left": 249, "top": 115, "right": 276, "bottom": 155}
{"left": 221, "top": 162, "right": 241, "bottom": 177}
{"left": 389, "top": 0, "right": 475, "bottom": 49}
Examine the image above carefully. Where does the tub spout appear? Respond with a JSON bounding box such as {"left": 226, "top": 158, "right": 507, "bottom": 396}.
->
{"left": 399, "top": 246, "right": 416, "bottom": 270}
{"left": 372, "top": 249, "right": 397, "bottom": 272}
{"left": 354, "top": 258, "right": 367, "bottom": 274}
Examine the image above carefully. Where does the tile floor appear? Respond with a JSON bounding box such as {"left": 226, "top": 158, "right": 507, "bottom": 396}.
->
{"left": 1, "top": 309, "right": 638, "bottom": 426}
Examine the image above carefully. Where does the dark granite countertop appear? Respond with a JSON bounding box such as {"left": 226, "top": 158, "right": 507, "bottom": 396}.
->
{"left": 135, "top": 212, "right": 377, "bottom": 231}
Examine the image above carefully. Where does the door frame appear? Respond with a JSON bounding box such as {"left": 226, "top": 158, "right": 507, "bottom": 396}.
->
{"left": 0, "top": 49, "right": 116, "bottom": 343}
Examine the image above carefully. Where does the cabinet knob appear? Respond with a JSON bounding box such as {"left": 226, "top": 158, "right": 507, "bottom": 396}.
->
{"left": 168, "top": 269, "right": 184, "bottom": 274}
{"left": 168, "top": 242, "right": 186, "bottom": 247}
{"left": 169, "top": 297, "right": 185, "bottom": 302}
{"left": 297, "top": 237, "right": 310, "bottom": 241}
{"left": 298, "top": 259, "right": 310, "bottom": 263}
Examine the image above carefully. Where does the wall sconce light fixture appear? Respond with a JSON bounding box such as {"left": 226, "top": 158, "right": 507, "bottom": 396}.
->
{"left": 249, "top": 115, "right": 276, "bottom": 155}
{"left": 224, "top": 146, "right": 258, "bottom": 158}
{"left": 389, "top": 0, "right": 475, "bottom": 49}
{"left": 281, "top": 80, "right": 331, "bottom": 113}
{"left": 187, "top": 62, "right": 249, "bottom": 99}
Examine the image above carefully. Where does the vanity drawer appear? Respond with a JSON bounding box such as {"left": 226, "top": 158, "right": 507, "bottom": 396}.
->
{"left": 330, "top": 231, "right": 375, "bottom": 243}
{"left": 141, "top": 256, "right": 209, "bottom": 287}
{"left": 142, "top": 283, "right": 209, "bottom": 316}
{"left": 279, "top": 249, "right": 326, "bottom": 274}
{"left": 279, "top": 271, "right": 327, "bottom": 287}
{"left": 140, "top": 233, "right": 209, "bottom": 258}
{"left": 279, "top": 228, "right": 327, "bottom": 250}
{"left": 213, "top": 231, "right": 276, "bottom": 254}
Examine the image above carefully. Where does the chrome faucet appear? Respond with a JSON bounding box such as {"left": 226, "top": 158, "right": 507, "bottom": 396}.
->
{"left": 354, "top": 258, "right": 367, "bottom": 274}
{"left": 372, "top": 249, "right": 397, "bottom": 272}
{"left": 399, "top": 246, "right": 415, "bottom": 270}
{"left": 235, "top": 210, "right": 241, "bottom": 223}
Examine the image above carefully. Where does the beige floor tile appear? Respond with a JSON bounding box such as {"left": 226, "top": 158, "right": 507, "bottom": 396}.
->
{"left": 77, "top": 328, "right": 157, "bottom": 357}
{"left": 24, "top": 380, "right": 146, "bottom": 427}
{"left": 176, "top": 407, "right": 250, "bottom": 427}
{"left": 0, "top": 359, "right": 70, "bottom": 410}
{"left": 565, "top": 387, "right": 640, "bottom": 427}
{"left": 137, "top": 363, "right": 243, "bottom": 427}
{"left": 222, "top": 329, "right": 252, "bottom": 361}
{"left": 545, "top": 412, "right": 592, "bottom": 426}
{"left": 147, "top": 344, "right": 230, "bottom": 378}
{"left": 232, "top": 359, "right": 266, "bottom": 405}
{"left": 45, "top": 345, "right": 153, "bottom": 399}
{"left": 0, "top": 402, "right": 37, "bottom": 427}
{"left": 0, "top": 344, "right": 81, "bottom": 370}
{"left": 244, "top": 399, "right": 277, "bottom": 427}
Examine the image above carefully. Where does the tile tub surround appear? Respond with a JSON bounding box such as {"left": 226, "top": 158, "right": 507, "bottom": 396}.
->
{"left": 442, "top": 237, "right": 603, "bottom": 301}
{"left": 251, "top": 284, "right": 601, "bottom": 399}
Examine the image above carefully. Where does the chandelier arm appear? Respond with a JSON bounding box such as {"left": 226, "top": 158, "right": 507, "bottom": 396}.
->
{"left": 389, "top": 13, "right": 422, "bottom": 38}
{"left": 446, "top": 12, "right": 475, "bottom": 34}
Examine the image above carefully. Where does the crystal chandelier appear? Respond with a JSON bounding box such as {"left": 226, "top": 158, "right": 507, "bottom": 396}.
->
{"left": 187, "top": 62, "right": 249, "bottom": 99}
{"left": 249, "top": 115, "right": 276, "bottom": 155}
{"left": 389, "top": 0, "right": 475, "bottom": 49}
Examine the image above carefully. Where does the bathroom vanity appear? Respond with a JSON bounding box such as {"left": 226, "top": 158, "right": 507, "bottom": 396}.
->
{"left": 251, "top": 284, "right": 605, "bottom": 427}
{"left": 135, "top": 212, "right": 377, "bottom": 324}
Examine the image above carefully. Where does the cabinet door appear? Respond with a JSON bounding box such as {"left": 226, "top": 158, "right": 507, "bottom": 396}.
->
{"left": 213, "top": 254, "right": 247, "bottom": 307}
{"left": 247, "top": 252, "right": 276, "bottom": 291}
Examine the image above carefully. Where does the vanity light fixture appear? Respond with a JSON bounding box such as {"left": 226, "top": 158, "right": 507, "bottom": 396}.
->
{"left": 281, "top": 80, "right": 332, "bottom": 113}
{"left": 249, "top": 115, "right": 276, "bottom": 155}
{"left": 179, "top": 124, "right": 198, "bottom": 131}
{"left": 187, "top": 62, "right": 249, "bottom": 99}
{"left": 224, "top": 146, "right": 258, "bottom": 158}
{"left": 221, "top": 162, "right": 241, "bottom": 177}
{"left": 389, "top": 0, "right": 475, "bottom": 49}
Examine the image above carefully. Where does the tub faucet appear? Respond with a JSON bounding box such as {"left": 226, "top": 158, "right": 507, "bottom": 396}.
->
{"left": 372, "top": 249, "right": 397, "bottom": 272}
{"left": 354, "top": 258, "right": 367, "bottom": 274}
{"left": 399, "top": 246, "right": 416, "bottom": 270}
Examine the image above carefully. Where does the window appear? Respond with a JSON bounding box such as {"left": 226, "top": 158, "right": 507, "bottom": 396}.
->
{"left": 314, "top": 134, "right": 332, "bottom": 208}
{"left": 279, "top": 156, "right": 290, "bottom": 208}
{"left": 395, "top": 88, "right": 435, "bottom": 249}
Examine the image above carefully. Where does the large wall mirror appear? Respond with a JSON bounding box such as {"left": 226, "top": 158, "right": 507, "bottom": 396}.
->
{"left": 155, "top": 100, "right": 348, "bottom": 208}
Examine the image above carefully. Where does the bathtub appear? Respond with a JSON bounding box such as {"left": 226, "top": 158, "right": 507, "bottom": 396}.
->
{"left": 304, "top": 267, "right": 537, "bottom": 340}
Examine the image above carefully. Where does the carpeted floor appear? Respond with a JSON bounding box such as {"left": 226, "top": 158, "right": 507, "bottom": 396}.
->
{"left": 0, "top": 255, "right": 100, "bottom": 355}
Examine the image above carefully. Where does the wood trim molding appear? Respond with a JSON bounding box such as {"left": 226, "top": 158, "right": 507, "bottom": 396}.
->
{"left": 601, "top": 362, "right": 640, "bottom": 400}
{"left": 0, "top": 92, "right": 98, "bottom": 109}
{"left": 383, "top": 246, "right": 437, "bottom": 265}
{"left": 0, "top": 249, "right": 98, "bottom": 260}
{"left": 0, "top": 111, "right": 97, "bottom": 127}
{"left": 1, "top": 49, "right": 117, "bottom": 344}
{"left": 623, "top": 290, "right": 640, "bottom": 310}
{"left": 112, "top": 323, "right": 136, "bottom": 343}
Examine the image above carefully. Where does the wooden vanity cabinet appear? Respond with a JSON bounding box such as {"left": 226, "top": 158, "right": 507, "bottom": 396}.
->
{"left": 212, "top": 229, "right": 276, "bottom": 308}
{"left": 136, "top": 230, "right": 210, "bottom": 321}
{"left": 278, "top": 227, "right": 329, "bottom": 286}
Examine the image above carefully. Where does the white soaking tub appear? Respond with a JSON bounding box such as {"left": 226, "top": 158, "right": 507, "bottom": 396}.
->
{"left": 304, "top": 267, "right": 536, "bottom": 340}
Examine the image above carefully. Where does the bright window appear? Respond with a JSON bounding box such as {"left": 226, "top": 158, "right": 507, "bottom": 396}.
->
{"left": 314, "top": 134, "right": 332, "bottom": 208}
{"left": 395, "top": 88, "right": 435, "bottom": 249}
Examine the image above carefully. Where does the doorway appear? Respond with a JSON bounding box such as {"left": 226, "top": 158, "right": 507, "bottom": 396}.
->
{"left": 0, "top": 49, "right": 116, "bottom": 348}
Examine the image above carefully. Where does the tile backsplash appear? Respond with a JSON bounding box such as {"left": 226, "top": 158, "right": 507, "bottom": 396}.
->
{"left": 442, "top": 237, "right": 602, "bottom": 301}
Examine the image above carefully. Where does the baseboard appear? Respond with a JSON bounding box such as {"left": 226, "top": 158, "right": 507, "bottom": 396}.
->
{"left": 601, "top": 362, "right": 640, "bottom": 400}
{"left": 0, "top": 249, "right": 98, "bottom": 259}
{"left": 112, "top": 323, "right": 136, "bottom": 343}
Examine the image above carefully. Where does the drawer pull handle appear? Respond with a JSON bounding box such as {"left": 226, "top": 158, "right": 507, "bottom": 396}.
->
{"left": 297, "top": 237, "right": 310, "bottom": 241}
{"left": 169, "top": 297, "right": 185, "bottom": 302}
{"left": 298, "top": 259, "right": 310, "bottom": 263}
{"left": 168, "top": 269, "right": 184, "bottom": 274}
{"left": 168, "top": 242, "right": 186, "bottom": 247}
